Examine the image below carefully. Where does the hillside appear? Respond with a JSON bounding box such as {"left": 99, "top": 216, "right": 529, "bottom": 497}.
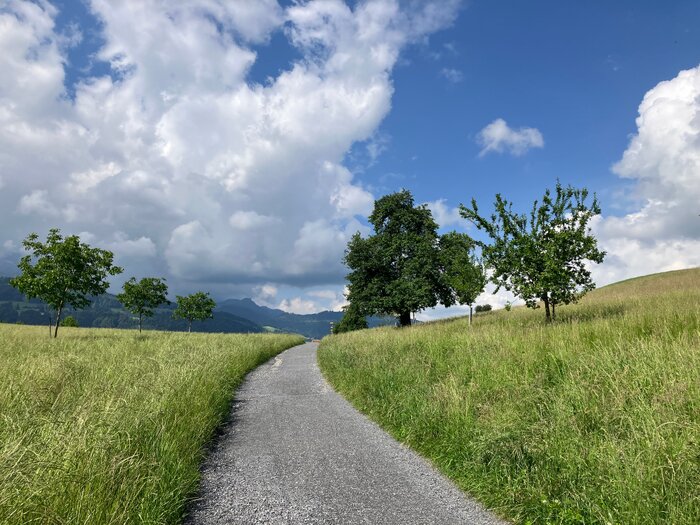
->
{"left": 0, "top": 278, "right": 392, "bottom": 337}
{"left": 319, "top": 268, "right": 700, "bottom": 524}
{"left": 0, "top": 277, "right": 264, "bottom": 334}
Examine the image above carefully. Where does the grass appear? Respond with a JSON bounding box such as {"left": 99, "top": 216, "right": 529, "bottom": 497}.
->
{"left": 0, "top": 325, "right": 303, "bottom": 524}
{"left": 318, "top": 268, "right": 700, "bottom": 524}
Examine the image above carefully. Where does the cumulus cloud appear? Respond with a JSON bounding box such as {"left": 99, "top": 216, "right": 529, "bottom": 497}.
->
{"left": 477, "top": 118, "right": 544, "bottom": 157}
{"left": 425, "top": 199, "right": 462, "bottom": 229}
{"left": 592, "top": 65, "right": 700, "bottom": 285}
{"left": 0, "top": 0, "right": 461, "bottom": 297}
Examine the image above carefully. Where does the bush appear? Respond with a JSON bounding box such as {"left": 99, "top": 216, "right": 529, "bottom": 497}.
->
{"left": 475, "top": 304, "right": 492, "bottom": 313}
{"left": 60, "top": 316, "right": 79, "bottom": 328}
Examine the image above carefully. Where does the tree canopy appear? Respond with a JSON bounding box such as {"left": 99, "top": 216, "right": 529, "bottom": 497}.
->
{"left": 173, "top": 292, "right": 216, "bottom": 332}
{"left": 440, "top": 231, "right": 486, "bottom": 324}
{"left": 332, "top": 303, "right": 368, "bottom": 334}
{"left": 344, "top": 190, "right": 482, "bottom": 326}
{"left": 117, "top": 277, "right": 169, "bottom": 332}
{"left": 460, "top": 181, "right": 605, "bottom": 321}
{"left": 10, "top": 229, "right": 123, "bottom": 337}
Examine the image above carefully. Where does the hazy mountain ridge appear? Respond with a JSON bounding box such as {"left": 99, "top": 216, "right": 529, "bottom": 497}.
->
{"left": 0, "top": 278, "right": 390, "bottom": 338}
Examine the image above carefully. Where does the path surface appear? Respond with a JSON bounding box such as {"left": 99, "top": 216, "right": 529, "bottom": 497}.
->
{"left": 186, "top": 342, "right": 507, "bottom": 524}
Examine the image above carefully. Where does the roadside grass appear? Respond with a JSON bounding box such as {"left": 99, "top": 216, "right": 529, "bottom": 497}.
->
{"left": 0, "top": 325, "right": 303, "bottom": 524}
{"left": 318, "top": 268, "right": 700, "bottom": 524}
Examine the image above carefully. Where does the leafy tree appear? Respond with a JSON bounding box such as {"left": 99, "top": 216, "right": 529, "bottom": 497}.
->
{"left": 10, "top": 229, "right": 123, "bottom": 337}
{"left": 332, "top": 303, "right": 368, "bottom": 334}
{"left": 173, "top": 292, "right": 216, "bottom": 332}
{"left": 117, "top": 277, "right": 169, "bottom": 332}
{"left": 60, "top": 316, "right": 79, "bottom": 327}
{"left": 344, "top": 190, "right": 453, "bottom": 327}
{"left": 475, "top": 304, "right": 492, "bottom": 313}
{"left": 460, "top": 181, "right": 605, "bottom": 322}
{"left": 440, "top": 231, "right": 486, "bottom": 325}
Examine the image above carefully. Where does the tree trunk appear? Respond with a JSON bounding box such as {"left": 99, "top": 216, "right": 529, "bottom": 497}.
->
{"left": 542, "top": 294, "right": 551, "bottom": 323}
{"left": 469, "top": 304, "right": 473, "bottom": 326}
{"left": 551, "top": 301, "right": 556, "bottom": 321}
{"left": 53, "top": 304, "right": 63, "bottom": 338}
{"left": 139, "top": 314, "right": 143, "bottom": 333}
{"left": 188, "top": 319, "right": 192, "bottom": 333}
{"left": 399, "top": 311, "right": 411, "bottom": 327}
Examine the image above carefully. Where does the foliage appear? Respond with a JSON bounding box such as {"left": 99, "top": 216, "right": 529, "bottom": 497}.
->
{"left": 173, "top": 291, "right": 216, "bottom": 332}
{"left": 460, "top": 181, "right": 605, "bottom": 321}
{"left": 475, "top": 304, "right": 492, "bottom": 313}
{"left": 440, "top": 231, "right": 486, "bottom": 324}
{"left": 9, "top": 229, "right": 123, "bottom": 337}
{"left": 59, "top": 316, "right": 78, "bottom": 327}
{"left": 319, "top": 268, "right": 700, "bottom": 525}
{"left": 344, "top": 190, "right": 454, "bottom": 327}
{"left": 0, "top": 325, "right": 303, "bottom": 524}
{"left": 332, "top": 303, "right": 368, "bottom": 334}
{"left": 117, "top": 277, "right": 169, "bottom": 332}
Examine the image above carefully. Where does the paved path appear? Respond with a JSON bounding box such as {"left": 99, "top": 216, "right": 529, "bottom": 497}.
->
{"left": 186, "top": 343, "right": 507, "bottom": 524}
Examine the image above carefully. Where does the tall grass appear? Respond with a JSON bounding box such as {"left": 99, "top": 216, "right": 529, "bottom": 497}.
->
{"left": 319, "top": 268, "right": 700, "bottom": 524}
{"left": 0, "top": 325, "right": 303, "bottom": 524}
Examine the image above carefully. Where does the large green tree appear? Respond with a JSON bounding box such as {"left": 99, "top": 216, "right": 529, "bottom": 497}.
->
{"left": 117, "top": 277, "right": 169, "bottom": 332}
{"left": 440, "top": 231, "right": 486, "bottom": 325}
{"left": 460, "top": 181, "right": 605, "bottom": 321}
{"left": 10, "top": 229, "right": 123, "bottom": 337}
{"left": 173, "top": 292, "right": 216, "bottom": 332}
{"left": 344, "top": 190, "right": 453, "bottom": 327}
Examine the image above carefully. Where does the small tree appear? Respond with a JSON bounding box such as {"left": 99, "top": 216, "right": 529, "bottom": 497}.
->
{"left": 440, "top": 231, "right": 486, "bottom": 325}
{"left": 344, "top": 190, "right": 453, "bottom": 327}
{"left": 332, "top": 303, "right": 368, "bottom": 334}
{"left": 173, "top": 292, "right": 215, "bottom": 332}
{"left": 60, "top": 316, "right": 79, "bottom": 328}
{"left": 10, "top": 229, "right": 123, "bottom": 337}
{"left": 460, "top": 181, "right": 605, "bottom": 321}
{"left": 117, "top": 277, "right": 169, "bottom": 332}
{"left": 475, "top": 304, "right": 492, "bottom": 313}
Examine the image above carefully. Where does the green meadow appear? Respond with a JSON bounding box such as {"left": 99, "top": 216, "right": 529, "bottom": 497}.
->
{"left": 319, "top": 268, "right": 700, "bottom": 524}
{"left": 0, "top": 326, "right": 302, "bottom": 524}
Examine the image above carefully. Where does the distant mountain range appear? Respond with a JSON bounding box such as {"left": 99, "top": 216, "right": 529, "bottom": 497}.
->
{"left": 0, "top": 277, "right": 391, "bottom": 338}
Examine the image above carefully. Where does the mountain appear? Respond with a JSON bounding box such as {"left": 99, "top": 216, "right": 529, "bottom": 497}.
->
{"left": 216, "top": 298, "right": 393, "bottom": 339}
{"left": 0, "top": 278, "right": 264, "bottom": 334}
{"left": 0, "top": 277, "right": 394, "bottom": 337}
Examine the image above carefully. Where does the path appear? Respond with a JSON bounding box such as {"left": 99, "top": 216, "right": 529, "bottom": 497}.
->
{"left": 186, "top": 342, "right": 507, "bottom": 524}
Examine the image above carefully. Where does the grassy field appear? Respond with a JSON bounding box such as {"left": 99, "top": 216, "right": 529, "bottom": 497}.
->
{"left": 0, "top": 325, "right": 303, "bottom": 524}
{"left": 319, "top": 268, "right": 700, "bottom": 524}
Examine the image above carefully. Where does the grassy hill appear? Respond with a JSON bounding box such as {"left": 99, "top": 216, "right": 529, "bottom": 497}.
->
{"left": 319, "top": 268, "right": 700, "bottom": 524}
{"left": 0, "top": 324, "right": 303, "bottom": 523}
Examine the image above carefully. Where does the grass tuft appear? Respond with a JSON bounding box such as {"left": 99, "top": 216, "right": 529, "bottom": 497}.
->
{"left": 319, "top": 268, "right": 700, "bottom": 524}
{"left": 0, "top": 325, "right": 303, "bottom": 524}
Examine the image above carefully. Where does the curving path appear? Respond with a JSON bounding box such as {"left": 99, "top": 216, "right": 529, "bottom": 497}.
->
{"left": 186, "top": 342, "right": 507, "bottom": 524}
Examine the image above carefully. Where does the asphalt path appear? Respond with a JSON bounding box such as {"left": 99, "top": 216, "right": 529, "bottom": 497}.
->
{"left": 186, "top": 342, "right": 507, "bottom": 524}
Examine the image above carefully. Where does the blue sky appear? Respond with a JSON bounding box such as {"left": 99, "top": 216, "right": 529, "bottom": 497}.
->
{"left": 1, "top": 0, "right": 699, "bottom": 316}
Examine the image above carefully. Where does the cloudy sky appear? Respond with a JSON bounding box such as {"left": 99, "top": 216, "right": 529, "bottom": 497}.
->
{"left": 1, "top": 0, "right": 699, "bottom": 317}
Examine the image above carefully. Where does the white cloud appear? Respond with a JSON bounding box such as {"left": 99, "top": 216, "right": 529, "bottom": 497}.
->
{"left": 440, "top": 67, "right": 463, "bottom": 83}
{"left": 592, "top": 65, "right": 700, "bottom": 285}
{"left": 477, "top": 118, "right": 544, "bottom": 157}
{"left": 0, "top": 0, "right": 461, "bottom": 295}
{"left": 277, "top": 297, "right": 319, "bottom": 315}
{"left": 425, "top": 199, "right": 462, "bottom": 228}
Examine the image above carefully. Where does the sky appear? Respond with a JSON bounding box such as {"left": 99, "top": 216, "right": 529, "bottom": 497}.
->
{"left": 1, "top": 0, "right": 699, "bottom": 318}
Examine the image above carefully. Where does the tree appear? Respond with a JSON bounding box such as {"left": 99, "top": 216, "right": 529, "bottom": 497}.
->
{"left": 173, "top": 292, "right": 215, "bottom": 332}
{"left": 332, "top": 303, "right": 368, "bottom": 334}
{"left": 344, "top": 190, "right": 453, "bottom": 327}
{"left": 460, "top": 181, "right": 605, "bottom": 322}
{"left": 10, "top": 229, "right": 123, "bottom": 337}
{"left": 439, "top": 231, "right": 486, "bottom": 325}
{"left": 117, "top": 277, "right": 169, "bottom": 332}
{"left": 60, "top": 316, "right": 79, "bottom": 327}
